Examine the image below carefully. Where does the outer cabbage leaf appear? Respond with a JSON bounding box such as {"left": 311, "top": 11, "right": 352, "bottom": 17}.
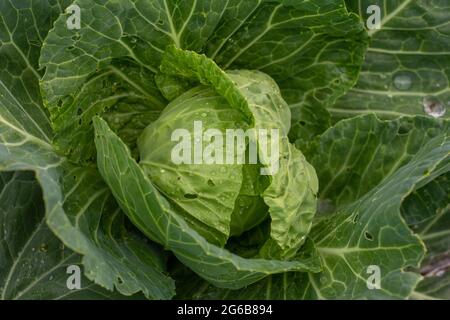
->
{"left": 174, "top": 237, "right": 321, "bottom": 299}
{"left": 413, "top": 273, "right": 450, "bottom": 300}
{"left": 207, "top": 0, "right": 368, "bottom": 142}
{"left": 0, "top": 171, "right": 141, "bottom": 300}
{"left": 102, "top": 101, "right": 162, "bottom": 159}
{"left": 403, "top": 173, "right": 450, "bottom": 300}
{"left": 0, "top": 0, "right": 72, "bottom": 141}
{"left": 305, "top": 115, "right": 449, "bottom": 210}
{"left": 0, "top": 139, "right": 175, "bottom": 299}
{"left": 333, "top": 0, "right": 450, "bottom": 120}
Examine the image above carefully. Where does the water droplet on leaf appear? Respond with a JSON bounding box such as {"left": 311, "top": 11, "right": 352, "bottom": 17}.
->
{"left": 423, "top": 97, "right": 446, "bottom": 118}
{"left": 393, "top": 72, "right": 413, "bottom": 90}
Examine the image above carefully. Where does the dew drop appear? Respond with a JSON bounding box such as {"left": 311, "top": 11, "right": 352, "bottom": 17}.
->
{"left": 423, "top": 97, "right": 446, "bottom": 118}
{"left": 393, "top": 72, "right": 413, "bottom": 90}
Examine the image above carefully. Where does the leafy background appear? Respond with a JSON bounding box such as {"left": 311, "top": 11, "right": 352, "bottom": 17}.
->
{"left": 0, "top": 0, "right": 449, "bottom": 299}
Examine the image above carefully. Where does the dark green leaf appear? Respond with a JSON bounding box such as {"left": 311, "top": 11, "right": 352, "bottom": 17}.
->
{"left": 334, "top": 0, "right": 450, "bottom": 120}
{"left": 306, "top": 115, "right": 449, "bottom": 209}
{"left": 404, "top": 173, "right": 450, "bottom": 300}
{"left": 0, "top": 171, "right": 135, "bottom": 300}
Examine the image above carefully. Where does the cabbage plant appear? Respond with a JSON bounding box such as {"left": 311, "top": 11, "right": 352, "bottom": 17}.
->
{"left": 0, "top": 0, "right": 449, "bottom": 300}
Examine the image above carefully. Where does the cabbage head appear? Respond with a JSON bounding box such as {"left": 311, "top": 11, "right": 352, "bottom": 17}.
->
{"left": 138, "top": 48, "right": 318, "bottom": 258}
